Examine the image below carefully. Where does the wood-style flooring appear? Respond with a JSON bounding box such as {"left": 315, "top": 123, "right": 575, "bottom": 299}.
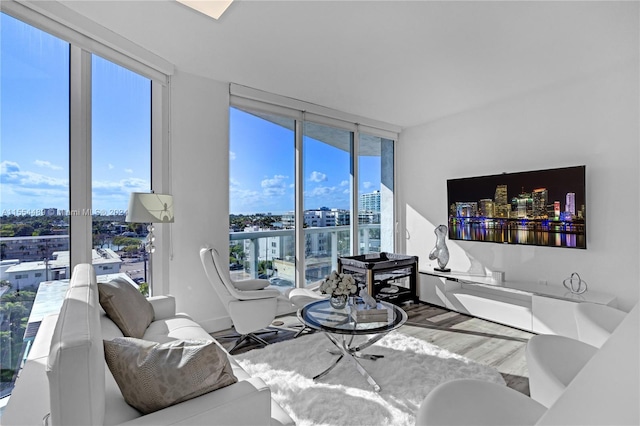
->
{"left": 211, "top": 301, "right": 534, "bottom": 395}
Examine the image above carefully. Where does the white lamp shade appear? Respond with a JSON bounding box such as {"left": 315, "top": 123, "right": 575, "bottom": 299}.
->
{"left": 126, "top": 193, "right": 174, "bottom": 223}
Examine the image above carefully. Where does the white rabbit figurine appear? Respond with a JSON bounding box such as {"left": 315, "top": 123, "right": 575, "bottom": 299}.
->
{"left": 359, "top": 288, "right": 378, "bottom": 309}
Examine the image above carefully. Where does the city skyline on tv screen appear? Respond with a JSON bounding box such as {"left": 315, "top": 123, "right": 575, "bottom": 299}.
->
{"left": 447, "top": 165, "right": 586, "bottom": 249}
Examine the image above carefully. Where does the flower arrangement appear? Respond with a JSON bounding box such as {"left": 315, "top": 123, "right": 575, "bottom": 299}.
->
{"left": 319, "top": 270, "right": 358, "bottom": 297}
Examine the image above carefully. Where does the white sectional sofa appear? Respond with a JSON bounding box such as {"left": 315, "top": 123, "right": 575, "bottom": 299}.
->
{"left": 2, "top": 264, "right": 294, "bottom": 426}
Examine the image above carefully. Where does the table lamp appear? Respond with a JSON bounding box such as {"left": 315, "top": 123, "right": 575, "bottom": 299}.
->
{"left": 125, "top": 192, "right": 174, "bottom": 288}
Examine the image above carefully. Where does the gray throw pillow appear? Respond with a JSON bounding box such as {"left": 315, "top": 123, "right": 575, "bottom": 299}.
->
{"left": 98, "top": 278, "right": 154, "bottom": 338}
{"left": 104, "top": 338, "right": 238, "bottom": 414}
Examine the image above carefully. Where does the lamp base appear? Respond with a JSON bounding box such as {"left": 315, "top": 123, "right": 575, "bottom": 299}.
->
{"left": 434, "top": 267, "right": 451, "bottom": 273}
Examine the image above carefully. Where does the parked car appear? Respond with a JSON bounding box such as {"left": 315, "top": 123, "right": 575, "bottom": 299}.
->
{"left": 269, "top": 277, "right": 294, "bottom": 288}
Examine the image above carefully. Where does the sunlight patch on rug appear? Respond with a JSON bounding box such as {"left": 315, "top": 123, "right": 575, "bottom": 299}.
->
{"left": 234, "top": 331, "right": 506, "bottom": 426}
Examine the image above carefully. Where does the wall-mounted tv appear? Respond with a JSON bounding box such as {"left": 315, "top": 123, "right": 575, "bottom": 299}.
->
{"left": 447, "top": 165, "right": 586, "bottom": 249}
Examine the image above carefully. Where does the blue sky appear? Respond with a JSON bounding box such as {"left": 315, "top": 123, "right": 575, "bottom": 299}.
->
{"left": 1, "top": 13, "right": 381, "bottom": 217}
{"left": 230, "top": 108, "right": 382, "bottom": 215}
{"left": 1, "top": 13, "right": 150, "bottom": 215}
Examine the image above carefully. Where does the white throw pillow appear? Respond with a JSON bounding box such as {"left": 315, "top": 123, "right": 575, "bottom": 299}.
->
{"left": 234, "top": 279, "right": 270, "bottom": 291}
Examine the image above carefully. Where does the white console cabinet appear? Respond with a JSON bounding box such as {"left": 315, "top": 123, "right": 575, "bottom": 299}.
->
{"left": 419, "top": 269, "right": 617, "bottom": 337}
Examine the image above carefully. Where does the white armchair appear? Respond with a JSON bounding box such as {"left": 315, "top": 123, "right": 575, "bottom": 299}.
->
{"left": 525, "top": 334, "right": 597, "bottom": 407}
{"left": 416, "top": 303, "right": 639, "bottom": 426}
{"left": 574, "top": 302, "right": 626, "bottom": 348}
{"left": 200, "top": 247, "right": 280, "bottom": 353}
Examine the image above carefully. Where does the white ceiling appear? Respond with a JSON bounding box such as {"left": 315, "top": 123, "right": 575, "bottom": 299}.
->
{"left": 59, "top": 0, "right": 638, "bottom": 129}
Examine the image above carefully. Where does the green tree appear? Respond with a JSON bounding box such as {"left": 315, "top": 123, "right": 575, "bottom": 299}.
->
{"left": 138, "top": 282, "right": 149, "bottom": 297}
{"left": 14, "top": 224, "right": 34, "bottom": 237}
{"left": 0, "top": 224, "right": 14, "bottom": 237}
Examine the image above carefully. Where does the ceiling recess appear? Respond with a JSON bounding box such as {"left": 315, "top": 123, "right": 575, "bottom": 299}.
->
{"left": 176, "top": 0, "right": 233, "bottom": 20}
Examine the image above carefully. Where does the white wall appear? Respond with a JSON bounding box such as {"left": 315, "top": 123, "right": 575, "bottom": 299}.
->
{"left": 167, "top": 70, "right": 232, "bottom": 331}
{"left": 397, "top": 61, "right": 639, "bottom": 311}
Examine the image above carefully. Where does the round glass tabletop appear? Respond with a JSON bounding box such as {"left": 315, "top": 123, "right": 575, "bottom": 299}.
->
{"left": 298, "top": 298, "right": 407, "bottom": 335}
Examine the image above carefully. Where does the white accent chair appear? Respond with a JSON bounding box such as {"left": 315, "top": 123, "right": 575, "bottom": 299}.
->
{"left": 525, "top": 334, "right": 598, "bottom": 407}
{"left": 574, "top": 302, "right": 626, "bottom": 348}
{"left": 200, "top": 247, "right": 280, "bottom": 353}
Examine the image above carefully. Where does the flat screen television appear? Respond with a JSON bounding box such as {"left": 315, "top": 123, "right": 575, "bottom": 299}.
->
{"left": 447, "top": 165, "right": 586, "bottom": 249}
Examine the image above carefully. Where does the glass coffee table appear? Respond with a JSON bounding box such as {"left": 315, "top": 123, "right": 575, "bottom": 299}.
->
{"left": 298, "top": 298, "right": 407, "bottom": 392}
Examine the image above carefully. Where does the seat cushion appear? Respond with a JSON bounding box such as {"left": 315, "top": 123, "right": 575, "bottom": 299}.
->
{"left": 98, "top": 277, "right": 155, "bottom": 338}
{"left": 143, "top": 315, "right": 214, "bottom": 343}
{"left": 104, "top": 337, "right": 238, "bottom": 414}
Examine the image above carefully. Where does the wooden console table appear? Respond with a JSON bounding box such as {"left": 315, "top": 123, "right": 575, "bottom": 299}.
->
{"left": 419, "top": 268, "right": 617, "bottom": 337}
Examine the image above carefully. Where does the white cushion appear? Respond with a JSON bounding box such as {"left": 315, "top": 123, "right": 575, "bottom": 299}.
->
{"left": 234, "top": 279, "right": 270, "bottom": 291}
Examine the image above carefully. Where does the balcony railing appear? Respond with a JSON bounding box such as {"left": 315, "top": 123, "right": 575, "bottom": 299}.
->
{"left": 229, "top": 224, "right": 381, "bottom": 288}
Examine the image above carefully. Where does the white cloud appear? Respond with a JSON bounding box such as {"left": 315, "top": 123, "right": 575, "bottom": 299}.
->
{"left": 34, "top": 160, "right": 62, "bottom": 171}
{"left": 309, "top": 171, "right": 327, "bottom": 182}
{"left": 261, "top": 175, "right": 289, "bottom": 197}
{"left": 124, "top": 169, "right": 134, "bottom": 174}
{"left": 363, "top": 181, "right": 373, "bottom": 189}
{"left": 1, "top": 160, "right": 67, "bottom": 188}
{"left": 306, "top": 186, "right": 337, "bottom": 197}
{"left": 340, "top": 180, "right": 349, "bottom": 187}
{"left": 108, "top": 164, "right": 115, "bottom": 170}
{"left": 229, "top": 151, "right": 236, "bottom": 161}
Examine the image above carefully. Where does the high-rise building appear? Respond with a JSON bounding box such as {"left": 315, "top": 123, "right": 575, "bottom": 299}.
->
{"left": 479, "top": 199, "right": 495, "bottom": 217}
{"left": 494, "top": 184, "right": 510, "bottom": 218}
{"left": 456, "top": 202, "right": 478, "bottom": 217}
{"left": 566, "top": 192, "right": 576, "bottom": 216}
{"left": 532, "top": 188, "right": 548, "bottom": 218}
{"left": 494, "top": 185, "right": 508, "bottom": 205}
{"left": 359, "top": 190, "right": 381, "bottom": 213}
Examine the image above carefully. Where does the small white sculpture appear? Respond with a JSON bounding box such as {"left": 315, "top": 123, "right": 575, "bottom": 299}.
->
{"left": 429, "top": 224, "right": 451, "bottom": 272}
{"left": 359, "top": 288, "right": 378, "bottom": 309}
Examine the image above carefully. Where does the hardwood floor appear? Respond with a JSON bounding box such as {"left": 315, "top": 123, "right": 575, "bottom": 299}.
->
{"left": 211, "top": 301, "right": 534, "bottom": 395}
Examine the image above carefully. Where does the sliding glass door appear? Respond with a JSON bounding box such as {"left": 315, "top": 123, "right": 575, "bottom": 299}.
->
{"left": 358, "top": 134, "right": 394, "bottom": 254}
{"left": 303, "top": 122, "right": 353, "bottom": 282}
{"left": 229, "top": 102, "right": 396, "bottom": 288}
{"left": 229, "top": 107, "right": 296, "bottom": 288}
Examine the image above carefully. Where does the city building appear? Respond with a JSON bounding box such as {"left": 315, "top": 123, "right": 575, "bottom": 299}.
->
{"left": 2, "top": 249, "right": 122, "bottom": 288}
{"left": 359, "top": 190, "right": 380, "bottom": 213}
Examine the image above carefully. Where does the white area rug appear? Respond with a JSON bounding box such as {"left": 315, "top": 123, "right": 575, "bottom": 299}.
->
{"left": 234, "top": 331, "right": 506, "bottom": 426}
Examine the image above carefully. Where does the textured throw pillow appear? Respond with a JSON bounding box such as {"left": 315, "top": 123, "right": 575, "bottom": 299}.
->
{"left": 104, "top": 338, "right": 238, "bottom": 414}
{"left": 98, "top": 278, "right": 154, "bottom": 338}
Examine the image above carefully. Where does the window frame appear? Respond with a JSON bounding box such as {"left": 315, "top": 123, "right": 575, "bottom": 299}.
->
{"left": 1, "top": 2, "right": 172, "bottom": 293}
{"left": 230, "top": 86, "right": 399, "bottom": 287}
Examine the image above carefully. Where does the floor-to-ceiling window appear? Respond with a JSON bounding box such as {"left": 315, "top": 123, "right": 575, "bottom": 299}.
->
{"left": 229, "top": 107, "right": 295, "bottom": 287}
{"left": 0, "top": 13, "right": 71, "bottom": 403}
{"left": 0, "top": 9, "right": 163, "bottom": 409}
{"left": 358, "top": 134, "right": 394, "bottom": 254}
{"left": 91, "top": 55, "right": 151, "bottom": 293}
{"left": 303, "top": 122, "right": 353, "bottom": 282}
{"left": 229, "top": 88, "right": 397, "bottom": 288}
